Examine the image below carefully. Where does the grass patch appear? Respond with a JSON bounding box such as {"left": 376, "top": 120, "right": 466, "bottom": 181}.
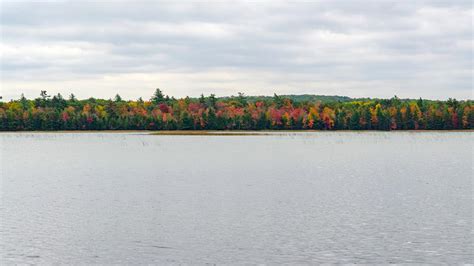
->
{"left": 149, "top": 130, "right": 270, "bottom": 136}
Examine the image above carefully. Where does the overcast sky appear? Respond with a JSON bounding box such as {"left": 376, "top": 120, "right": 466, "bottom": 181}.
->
{"left": 1, "top": 0, "right": 472, "bottom": 100}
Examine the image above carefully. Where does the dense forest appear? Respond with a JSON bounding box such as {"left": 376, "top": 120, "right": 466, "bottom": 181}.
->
{"left": 0, "top": 89, "right": 472, "bottom": 131}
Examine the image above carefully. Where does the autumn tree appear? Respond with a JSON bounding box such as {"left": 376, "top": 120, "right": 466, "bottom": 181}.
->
{"left": 0, "top": 89, "right": 471, "bottom": 131}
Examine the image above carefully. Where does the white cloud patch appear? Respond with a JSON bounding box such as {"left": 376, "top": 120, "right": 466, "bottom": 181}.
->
{"left": 0, "top": 0, "right": 472, "bottom": 100}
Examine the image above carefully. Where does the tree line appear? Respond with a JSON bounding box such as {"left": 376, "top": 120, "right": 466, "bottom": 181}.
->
{"left": 0, "top": 89, "right": 472, "bottom": 131}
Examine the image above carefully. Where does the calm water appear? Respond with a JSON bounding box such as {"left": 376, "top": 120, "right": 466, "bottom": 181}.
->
{"left": 0, "top": 132, "right": 472, "bottom": 264}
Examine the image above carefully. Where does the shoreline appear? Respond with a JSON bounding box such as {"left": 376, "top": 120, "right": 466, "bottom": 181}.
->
{"left": 0, "top": 129, "right": 472, "bottom": 136}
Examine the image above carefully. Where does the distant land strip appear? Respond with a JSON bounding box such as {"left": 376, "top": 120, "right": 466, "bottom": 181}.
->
{"left": 0, "top": 89, "right": 472, "bottom": 131}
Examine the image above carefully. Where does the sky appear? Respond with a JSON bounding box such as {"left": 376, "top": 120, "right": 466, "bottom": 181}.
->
{"left": 0, "top": 0, "right": 472, "bottom": 100}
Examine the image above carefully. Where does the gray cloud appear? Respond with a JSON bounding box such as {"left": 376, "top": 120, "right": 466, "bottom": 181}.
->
{"left": 0, "top": 0, "right": 472, "bottom": 100}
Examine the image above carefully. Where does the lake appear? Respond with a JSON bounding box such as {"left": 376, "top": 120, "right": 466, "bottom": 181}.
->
{"left": 0, "top": 132, "right": 472, "bottom": 264}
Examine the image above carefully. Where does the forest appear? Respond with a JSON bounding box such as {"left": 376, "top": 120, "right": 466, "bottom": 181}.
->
{"left": 0, "top": 89, "right": 472, "bottom": 131}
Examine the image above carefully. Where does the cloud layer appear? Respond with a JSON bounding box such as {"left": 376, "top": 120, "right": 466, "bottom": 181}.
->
{"left": 1, "top": 0, "right": 472, "bottom": 100}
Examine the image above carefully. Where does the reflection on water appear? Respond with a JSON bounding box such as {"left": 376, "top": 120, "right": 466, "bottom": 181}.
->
{"left": 1, "top": 132, "right": 473, "bottom": 264}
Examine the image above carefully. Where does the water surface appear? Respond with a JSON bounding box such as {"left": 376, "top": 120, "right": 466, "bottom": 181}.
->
{"left": 1, "top": 132, "right": 472, "bottom": 264}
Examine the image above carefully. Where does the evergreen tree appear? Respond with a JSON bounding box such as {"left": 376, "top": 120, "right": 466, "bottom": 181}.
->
{"left": 114, "top": 94, "right": 123, "bottom": 102}
{"left": 208, "top": 94, "right": 217, "bottom": 109}
{"left": 151, "top": 88, "right": 165, "bottom": 104}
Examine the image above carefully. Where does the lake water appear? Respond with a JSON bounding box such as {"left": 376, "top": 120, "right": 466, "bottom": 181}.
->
{"left": 1, "top": 132, "right": 472, "bottom": 264}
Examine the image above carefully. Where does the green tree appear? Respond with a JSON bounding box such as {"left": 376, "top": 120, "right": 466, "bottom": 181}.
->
{"left": 151, "top": 88, "right": 165, "bottom": 104}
